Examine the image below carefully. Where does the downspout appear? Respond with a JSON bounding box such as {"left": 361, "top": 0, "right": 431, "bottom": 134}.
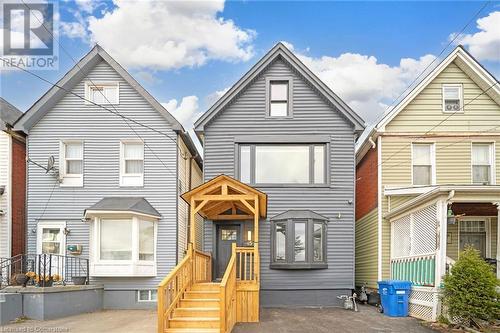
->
{"left": 368, "top": 136, "right": 376, "bottom": 149}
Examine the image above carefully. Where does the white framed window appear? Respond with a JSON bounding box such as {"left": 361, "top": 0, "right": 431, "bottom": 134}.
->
{"left": 85, "top": 82, "right": 119, "bottom": 104}
{"left": 442, "top": 84, "right": 463, "bottom": 113}
{"left": 269, "top": 81, "right": 289, "bottom": 117}
{"left": 471, "top": 143, "right": 495, "bottom": 185}
{"left": 120, "top": 141, "right": 144, "bottom": 187}
{"left": 59, "top": 140, "right": 83, "bottom": 187}
{"left": 138, "top": 289, "right": 157, "bottom": 302}
{"left": 412, "top": 143, "right": 435, "bottom": 186}
{"left": 90, "top": 216, "right": 157, "bottom": 277}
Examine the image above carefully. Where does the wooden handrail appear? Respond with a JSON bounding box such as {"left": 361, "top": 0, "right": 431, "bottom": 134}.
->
{"left": 158, "top": 244, "right": 194, "bottom": 333}
{"left": 220, "top": 243, "right": 237, "bottom": 333}
{"left": 194, "top": 249, "right": 212, "bottom": 283}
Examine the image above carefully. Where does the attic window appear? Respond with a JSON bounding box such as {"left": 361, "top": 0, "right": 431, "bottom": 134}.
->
{"left": 85, "top": 82, "right": 119, "bottom": 104}
{"left": 267, "top": 78, "right": 292, "bottom": 118}
{"left": 442, "top": 84, "right": 462, "bottom": 113}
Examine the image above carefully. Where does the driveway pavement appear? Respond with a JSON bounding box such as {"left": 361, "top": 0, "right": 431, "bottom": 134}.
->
{"left": 1, "top": 305, "right": 435, "bottom": 333}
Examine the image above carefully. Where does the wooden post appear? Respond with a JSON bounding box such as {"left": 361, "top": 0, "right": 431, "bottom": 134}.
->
{"left": 190, "top": 198, "right": 196, "bottom": 249}
{"left": 157, "top": 284, "right": 164, "bottom": 333}
{"left": 254, "top": 196, "right": 259, "bottom": 243}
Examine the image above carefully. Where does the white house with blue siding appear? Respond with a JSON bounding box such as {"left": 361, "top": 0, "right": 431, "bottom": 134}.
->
{"left": 14, "top": 45, "right": 202, "bottom": 309}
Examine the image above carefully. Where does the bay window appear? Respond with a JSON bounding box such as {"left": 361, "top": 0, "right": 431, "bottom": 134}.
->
{"left": 270, "top": 210, "right": 328, "bottom": 269}
{"left": 472, "top": 143, "right": 494, "bottom": 184}
{"left": 238, "top": 144, "right": 327, "bottom": 185}
{"left": 90, "top": 216, "right": 157, "bottom": 277}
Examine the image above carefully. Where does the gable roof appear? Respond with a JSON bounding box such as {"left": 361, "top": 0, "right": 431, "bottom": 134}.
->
{"left": 377, "top": 45, "right": 499, "bottom": 132}
{"left": 356, "top": 45, "right": 500, "bottom": 163}
{"left": 194, "top": 42, "right": 365, "bottom": 136}
{"left": 0, "top": 98, "right": 22, "bottom": 131}
{"left": 14, "top": 45, "right": 183, "bottom": 133}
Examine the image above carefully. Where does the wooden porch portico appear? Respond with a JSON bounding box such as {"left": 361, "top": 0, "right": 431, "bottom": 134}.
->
{"left": 158, "top": 175, "right": 267, "bottom": 333}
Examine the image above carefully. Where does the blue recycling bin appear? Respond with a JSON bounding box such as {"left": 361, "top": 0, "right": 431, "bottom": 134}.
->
{"left": 378, "top": 280, "right": 411, "bottom": 317}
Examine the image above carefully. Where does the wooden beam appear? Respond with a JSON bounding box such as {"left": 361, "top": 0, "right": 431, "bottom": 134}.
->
{"left": 198, "top": 194, "right": 256, "bottom": 201}
{"left": 207, "top": 214, "right": 254, "bottom": 221}
{"left": 193, "top": 199, "right": 209, "bottom": 214}
{"left": 254, "top": 195, "right": 259, "bottom": 243}
{"left": 239, "top": 198, "right": 256, "bottom": 214}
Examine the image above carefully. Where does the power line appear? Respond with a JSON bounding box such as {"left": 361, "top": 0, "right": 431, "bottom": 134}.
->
{"left": 20, "top": 0, "right": 188, "bottom": 179}
{"left": 365, "top": 0, "right": 491, "bottom": 139}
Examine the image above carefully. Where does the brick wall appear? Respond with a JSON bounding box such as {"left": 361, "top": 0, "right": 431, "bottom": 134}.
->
{"left": 11, "top": 135, "right": 26, "bottom": 257}
{"left": 356, "top": 147, "right": 378, "bottom": 221}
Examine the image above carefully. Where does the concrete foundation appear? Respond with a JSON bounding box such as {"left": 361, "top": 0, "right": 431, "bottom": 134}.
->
{"left": 103, "top": 290, "right": 156, "bottom": 310}
{"left": 0, "top": 293, "right": 23, "bottom": 325}
{"left": 260, "top": 289, "right": 351, "bottom": 307}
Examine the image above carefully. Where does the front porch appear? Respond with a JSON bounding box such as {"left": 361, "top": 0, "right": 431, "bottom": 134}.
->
{"left": 157, "top": 175, "right": 267, "bottom": 333}
{"left": 385, "top": 186, "right": 499, "bottom": 321}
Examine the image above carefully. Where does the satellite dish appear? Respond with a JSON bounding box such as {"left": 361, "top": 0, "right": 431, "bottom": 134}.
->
{"left": 46, "top": 156, "right": 55, "bottom": 174}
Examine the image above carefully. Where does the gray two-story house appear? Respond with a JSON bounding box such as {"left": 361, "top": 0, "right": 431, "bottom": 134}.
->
{"left": 194, "top": 43, "right": 365, "bottom": 306}
{"left": 14, "top": 45, "right": 203, "bottom": 309}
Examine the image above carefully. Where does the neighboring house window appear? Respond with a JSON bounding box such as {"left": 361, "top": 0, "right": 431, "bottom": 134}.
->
{"left": 138, "top": 290, "right": 157, "bottom": 302}
{"left": 442, "top": 84, "right": 462, "bottom": 113}
{"left": 412, "top": 143, "right": 435, "bottom": 186}
{"left": 36, "top": 221, "right": 66, "bottom": 255}
{"left": 120, "top": 141, "right": 144, "bottom": 187}
{"left": 60, "top": 141, "right": 83, "bottom": 187}
{"left": 238, "top": 144, "right": 327, "bottom": 185}
{"left": 85, "top": 82, "right": 119, "bottom": 104}
{"left": 472, "top": 143, "right": 494, "bottom": 184}
{"left": 91, "top": 217, "right": 157, "bottom": 276}
{"left": 270, "top": 211, "right": 328, "bottom": 269}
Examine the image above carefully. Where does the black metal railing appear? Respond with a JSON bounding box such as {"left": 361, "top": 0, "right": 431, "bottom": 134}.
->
{"left": 0, "top": 254, "right": 89, "bottom": 289}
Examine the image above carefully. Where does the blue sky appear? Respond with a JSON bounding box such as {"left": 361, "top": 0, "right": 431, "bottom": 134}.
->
{"left": 1, "top": 0, "right": 499, "bottom": 130}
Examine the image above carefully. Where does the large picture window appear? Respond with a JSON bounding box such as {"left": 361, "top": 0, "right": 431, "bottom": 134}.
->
{"left": 238, "top": 144, "right": 327, "bottom": 185}
{"left": 270, "top": 210, "right": 328, "bottom": 269}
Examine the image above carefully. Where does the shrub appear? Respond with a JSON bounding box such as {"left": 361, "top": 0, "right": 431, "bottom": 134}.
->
{"left": 441, "top": 246, "right": 499, "bottom": 328}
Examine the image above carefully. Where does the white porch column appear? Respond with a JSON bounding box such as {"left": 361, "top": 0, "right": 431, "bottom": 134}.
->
{"left": 496, "top": 203, "right": 499, "bottom": 279}
{"left": 435, "top": 198, "right": 448, "bottom": 287}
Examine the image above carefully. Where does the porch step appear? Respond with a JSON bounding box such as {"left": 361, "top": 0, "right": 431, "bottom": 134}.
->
{"left": 184, "top": 291, "right": 220, "bottom": 299}
{"left": 165, "top": 329, "right": 219, "bottom": 333}
{"left": 190, "top": 283, "right": 220, "bottom": 291}
{"left": 180, "top": 298, "right": 220, "bottom": 308}
{"left": 169, "top": 317, "right": 220, "bottom": 329}
{"left": 173, "top": 307, "right": 219, "bottom": 318}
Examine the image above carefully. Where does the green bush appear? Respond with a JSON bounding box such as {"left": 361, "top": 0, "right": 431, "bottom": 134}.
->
{"left": 442, "top": 246, "right": 499, "bottom": 328}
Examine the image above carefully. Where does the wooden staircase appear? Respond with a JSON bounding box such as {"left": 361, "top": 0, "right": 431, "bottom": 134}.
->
{"left": 158, "top": 244, "right": 259, "bottom": 333}
{"left": 166, "top": 283, "right": 221, "bottom": 333}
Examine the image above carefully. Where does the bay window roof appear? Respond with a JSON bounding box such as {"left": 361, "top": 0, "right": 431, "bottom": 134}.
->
{"left": 271, "top": 210, "right": 328, "bottom": 221}
{"left": 84, "top": 197, "right": 161, "bottom": 219}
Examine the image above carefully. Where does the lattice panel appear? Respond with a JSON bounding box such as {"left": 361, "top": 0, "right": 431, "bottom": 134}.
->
{"left": 392, "top": 215, "right": 411, "bottom": 258}
{"left": 409, "top": 287, "right": 438, "bottom": 322}
{"left": 412, "top": 204, "right": 437, "bottom": 255}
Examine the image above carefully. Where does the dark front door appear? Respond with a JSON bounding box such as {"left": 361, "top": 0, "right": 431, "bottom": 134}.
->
{"left": 216, "top": 224, "right": 241, "bottom": 279}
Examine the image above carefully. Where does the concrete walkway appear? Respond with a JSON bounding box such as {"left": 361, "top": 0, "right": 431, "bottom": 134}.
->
{"left": 1, "top": 306, "right": 435, "bottom": 333}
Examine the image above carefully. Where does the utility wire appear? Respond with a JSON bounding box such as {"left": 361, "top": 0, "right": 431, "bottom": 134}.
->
{"left": 20, "top": 0, "right": 188, "bottom": 180}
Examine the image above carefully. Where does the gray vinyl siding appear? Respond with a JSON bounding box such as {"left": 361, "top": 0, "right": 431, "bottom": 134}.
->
{"left": 26, "top": 60, "right": 178, "bottom": 290}
{"left": 202, "top": 58, "right": 356, "bottom": 290}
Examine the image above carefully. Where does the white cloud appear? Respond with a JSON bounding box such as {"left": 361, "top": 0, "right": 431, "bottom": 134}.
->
{"left": 205, "top": 86, "right": 230, "bottom": 107}
{"left": 83, "top": 0, "right": 255, "bottom": 70}
{"left": 60, "top": 21, "right": 86, "bottom": 39}
{"left": 291, "top": 43, "right": 435, "bottom": 124}
{"left": 162, "top": 95, "right": 201, "bottom": 129}
{"left": 458, "top": 11, "right": 500, "bottom": 62}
